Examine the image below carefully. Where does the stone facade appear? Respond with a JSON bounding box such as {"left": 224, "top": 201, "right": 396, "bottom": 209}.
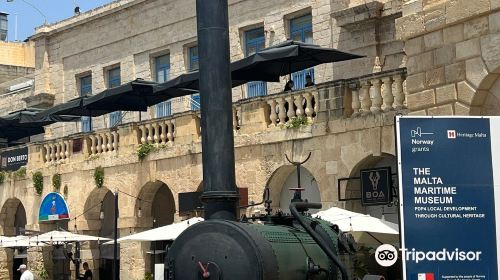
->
{"left": 0, "top": 0, "right": 498, "bottom": 279}
{"left": 0, "top": 41, "right": 35, "bottom": 85}
{"left": 26, "top": 0, "right": 405, "bottom": 138}
{"left": 0, "top": 77, "right": 405, "bottom": 279}
{"left": 396, "top": 0, "right": 500, "bottom": 115}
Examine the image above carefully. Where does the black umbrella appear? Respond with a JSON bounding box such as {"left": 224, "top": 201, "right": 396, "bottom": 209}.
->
{"left": 154, "top": 40, "right": 363, "bottom": 93}
{"left": 4, "top": 108, "right": 79, "bottom": 123}
{"left": 82, "top": 79, "right": 159, "bottom": 111}
{"left": 37, "top": 95, "right": 109, "bottom": 118}
{"left": 230, "top": 40, "right": 364, "bottom": 82}
{"left": 0, "top": 118, "right": 45, "bottom": 141}
{"left": 0, "top": 108, "right": 78, "bottom": 141}
{"left": 153, "top": 71, "right": 246, "bottom": 95}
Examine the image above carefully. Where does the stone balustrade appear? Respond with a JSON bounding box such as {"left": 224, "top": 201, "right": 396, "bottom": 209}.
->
{"left": 16, "top": 68, "right": 407, "bottom": 168}
{"left": 87, "top": 129, "right": 119, "bottom": 155}
{"left": 137, "top": 118, "right": 175, "bottom": 145}
{"left": 265, "top": 88, "right": 319, "bottom": 127}
{"left": 349, "top": 69, "right": 407, "bottom": 117}
{"left": 43, "top": 139, "right": 72, "bottom": 163}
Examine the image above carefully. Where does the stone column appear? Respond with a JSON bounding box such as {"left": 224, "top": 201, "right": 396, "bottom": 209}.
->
{"left": 351, "top": 89, "right": 361, "bottom": 117}
{"left": 393, "top": 74, "right": 405, "bottom": 110}
{"left": 370, "top": 78, "right": 383, "bottom": 114}
{"left": 381, "top": 77, "right": 394, "bottom": 112}
{"left": 359, "top": 81, "right": 371, "bottom": 115}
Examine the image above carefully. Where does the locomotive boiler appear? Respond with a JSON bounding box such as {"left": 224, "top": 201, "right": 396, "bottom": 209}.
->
{"left": 166, "top": 201, "right": 357, "bottom": 280}
{"left": 165, "top": 0, "right": 355, "bottom": 279}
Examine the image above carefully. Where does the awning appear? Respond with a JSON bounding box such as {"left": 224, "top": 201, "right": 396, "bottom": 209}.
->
{"left": 313, "top": 207, "right": 399, "bottom": 245}
{"left": 0, "top": 235, "right": 46, "bottom": 248}
{"left": 154, "top": 40, "right": 363, "bottom": 92}
{"left": 104, "top": 217, "right": 203, "bottom": 244}
{"left": 231, "top": 40, "right": 363, "bottom": 82}
{"left": 33, "top": 230, "right": 111, "bottom": 243}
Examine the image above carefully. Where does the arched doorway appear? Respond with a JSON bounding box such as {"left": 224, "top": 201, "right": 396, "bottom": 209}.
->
{"left": 344, "top": 154, "right": 401, "bottom": 278}
{"left": 83, "top": 187, "right": 118, "bottom": 280}
{"left": 345, "top": 154, "right": 398, "bottom": 223}
{"left": 267, "top": 165, "right": 321, "bottom": 213}
{"left": 0, "top": 198, "right": 27, "bottom": 280}
{"left": 136, "top": 181, "right": 175, "bottom": 277}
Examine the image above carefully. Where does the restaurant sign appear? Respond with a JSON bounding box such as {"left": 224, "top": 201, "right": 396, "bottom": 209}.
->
{"left": 39, "top": 192, "right": 70, "bottom": 222}
{"left": 0, "top": 146, "right": 28, "bottom": 171}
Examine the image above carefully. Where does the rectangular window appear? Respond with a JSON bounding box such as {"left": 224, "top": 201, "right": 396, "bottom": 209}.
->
{"left": 191, "top": 93, "right": 200, "bottom": 110}
{"left": 290, "top": 14, "right": 313, "bottom": 43}
{"left": 108, "top": 67, "right": 122, "bottom": 127}
{"left": 80, "top": 75, "right": 92, "bottom": 132}
{"left": 245, "top": 27, "right": 267, "bottom": 98}
{"left": 0, "top": 14, "right": 7, "bottom": 41}
{"left": 188, "top": 46, "right": 200, "bottom": 109}
{"left": 108, "top": 67, "right": 121, "bottom": 88}
{"left": 290, "top": 14, "right": 314, "bottom": 90}
{"left": 189, "top": 46, "right": 199, "bottom": 72}
{"left": 155, "top": 55, "right": 172, "bottom": 117}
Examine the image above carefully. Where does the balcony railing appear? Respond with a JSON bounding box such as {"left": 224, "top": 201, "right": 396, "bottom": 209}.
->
{"left": 43, "top": 139, "right": 72, "bottom": 163}
{"left": 88, "top": 129, "right": 119, "bottom": 155}
{"left": 17, "top": 68, "right": 407, "bottom": 168}
{"left": 137, "top": 119, "right": 175, "bottom": 145}
{"left": 265, "top": 87, "right": 319, "bottom": 127}
{"left": 348, "top": 70, "right": 406, "bottom": 117}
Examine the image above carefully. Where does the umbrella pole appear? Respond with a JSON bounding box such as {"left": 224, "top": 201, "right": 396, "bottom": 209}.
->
{"left": 289, "top": 63, "right": 292, "bottom": 82}
{"left": 366, "top": 232, "right": 383, "bottom": 245}
{"left": 75, "top": 241, "right": 80, "bottom": 280}
{"left": 113, "top": 191, "right": 118, "bottom": 280}
{"left": 89, "top": 110, "right": 93, "bottom": 132}
{"left": 152, "top": 219, "right": 156, "bottom": 280}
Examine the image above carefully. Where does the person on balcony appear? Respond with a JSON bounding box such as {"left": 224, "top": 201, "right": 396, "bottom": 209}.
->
{"left": 305, "top": 75, "right": 315, "bottom": 87}
{"left": 284, "top": 80, "right": 294, "bottom": 91}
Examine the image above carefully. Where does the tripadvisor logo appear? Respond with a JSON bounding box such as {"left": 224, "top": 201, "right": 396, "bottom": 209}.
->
{"left": 375, "top": 244, "right": 398, "bottom": 267}
{"left": 403, "top": 248, "right": 482, "bottom": 263}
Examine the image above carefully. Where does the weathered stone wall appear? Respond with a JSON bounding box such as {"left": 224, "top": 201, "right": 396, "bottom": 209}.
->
{"left": 23, "top": 0, "right": 405, "bottom": 139}
{"left": 0, "top": 75, "right": 34, "bottom": 114}
{"left": 396, "top": 0, "right": 500, "bottom": 115}
{"left": 0, "top": 65, "right": 34, "bottom": 85}
{"left": 0, "top": 41, "right": 35, "bottom": 68}
{"left": 0, "top": 86, "right": 400, "bottom": 279}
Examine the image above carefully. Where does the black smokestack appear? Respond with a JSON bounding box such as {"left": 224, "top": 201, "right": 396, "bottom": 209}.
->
{"left": 196, "top": 0, "right": 239, "bottom": 220}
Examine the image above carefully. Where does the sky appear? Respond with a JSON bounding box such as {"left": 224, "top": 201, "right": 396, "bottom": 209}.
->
{"left": 0, "top": 0, "right": 115, "bottom": 41}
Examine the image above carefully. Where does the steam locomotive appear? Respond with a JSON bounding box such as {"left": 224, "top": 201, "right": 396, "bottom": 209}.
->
{"left": 165, "top": 197, "right": 357, "bottom": 279}
{"left": 163, "top": 0, "right": 359, "bottom": 279}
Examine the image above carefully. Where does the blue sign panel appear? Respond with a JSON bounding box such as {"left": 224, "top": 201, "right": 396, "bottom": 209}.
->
{"left": 39, "top": 192, "right": 70, "bottom": 222}
{"left": 397, "top": 116, "right": 500, "bottom": 280}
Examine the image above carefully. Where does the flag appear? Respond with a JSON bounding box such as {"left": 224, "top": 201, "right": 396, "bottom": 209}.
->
{"left": 418, "top": 273, "right": 434, "bottom": 280}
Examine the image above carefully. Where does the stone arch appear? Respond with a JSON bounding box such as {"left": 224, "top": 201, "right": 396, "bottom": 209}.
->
{"left": 344, "top": 153, "right": 398, "bottom": 223}
{"left": 0, "top": 198, "right": 27, "bottom": 280}
{"left": 135, "top": 180, "right": 175, "bottom": 227}
{"left": 83, "top": 187, "right": 115, "bottom": 233}
{"left": 467, "top": 64, "right": 500, "bottom": 115}
{"left": 0, "top": 198, "right": 27, "bottom": 236}
{"left": 82, "top": 187, "right": 118, "bottom": 279}
{"left": 133, "top": 181, "right": 176, "bottom": 278}
{"left": 265, "top": 165, "right": 321, "bottom": 213}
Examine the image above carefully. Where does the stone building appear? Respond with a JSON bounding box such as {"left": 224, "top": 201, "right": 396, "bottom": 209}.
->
{"left": 0, "top": 29, "right": 36, "bottom": 146}
{"left": 0, "top": 40, "right": 34, "bottom": 85}
{"left": 0, "top": 0, "right": 497, "bottom": 279}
